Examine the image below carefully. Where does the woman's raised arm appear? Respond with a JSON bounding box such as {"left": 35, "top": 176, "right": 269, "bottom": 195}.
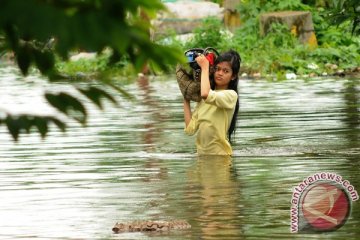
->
{"left": 183, "top": 99, "right": 192, "bottom": 127}
{"left": 195, "top": 54, "right": 210, "bottom": 99}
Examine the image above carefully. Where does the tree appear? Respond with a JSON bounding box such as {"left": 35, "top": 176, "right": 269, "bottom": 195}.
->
{"left": 329, "top": 0, "right": 360, "bottom": 35}
{"left": 0, "top": 0, "right": 183, "bottom": 141}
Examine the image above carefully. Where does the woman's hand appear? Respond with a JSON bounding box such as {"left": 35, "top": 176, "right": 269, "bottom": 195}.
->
{"left": 195, "top": 54, "right": 209, "bottom": 70}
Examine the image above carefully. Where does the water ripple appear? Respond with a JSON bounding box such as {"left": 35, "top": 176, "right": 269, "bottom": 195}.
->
{"left": 0, "top": 69, "right": 359, "bottom": 239}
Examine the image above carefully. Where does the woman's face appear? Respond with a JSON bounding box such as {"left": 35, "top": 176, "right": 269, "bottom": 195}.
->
{"left": 214, "top": 61, "right": 233, "bottom": 89}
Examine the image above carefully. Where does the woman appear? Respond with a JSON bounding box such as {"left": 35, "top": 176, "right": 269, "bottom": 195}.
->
{"left": 183, "top": 50, "right": 240, "bottom": 156}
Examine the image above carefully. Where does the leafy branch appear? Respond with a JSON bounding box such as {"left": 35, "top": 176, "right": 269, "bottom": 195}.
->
{"left": 329, "top": 0, "right": 360, "bottom": 35}
{"left": 0, "top": 0, "right": 184, "bottom": 141}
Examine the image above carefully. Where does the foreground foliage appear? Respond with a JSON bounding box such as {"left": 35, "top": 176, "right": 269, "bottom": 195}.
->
{"left": 329, "top": 0, "right": 360, "bottom": 35}
{"left": 0, "top": 0, "right": 183, "bottom": 140}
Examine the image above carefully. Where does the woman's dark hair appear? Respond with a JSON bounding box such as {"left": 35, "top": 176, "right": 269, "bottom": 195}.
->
{"left": 210, "top": 49, "right": 241, "bottom": 143}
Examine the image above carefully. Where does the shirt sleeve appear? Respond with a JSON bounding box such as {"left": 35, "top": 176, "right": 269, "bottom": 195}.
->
{"left": 184, "top": 104, "right": 200, "bottom": 136}
{"left": 204, "top": 89, "right": 238, "bottom": 109}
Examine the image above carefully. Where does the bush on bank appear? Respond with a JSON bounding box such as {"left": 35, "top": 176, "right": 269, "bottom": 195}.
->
{"left": 177, "top": 0, "right": 360, "bottom": 79}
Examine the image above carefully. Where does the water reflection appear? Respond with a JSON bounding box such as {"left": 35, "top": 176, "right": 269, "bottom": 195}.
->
{"left": 187, "top": 156, "right": 243, "bottom": 239}
{"left": 137, "top": 75, "right": 170, "bottom": 184}
{"left": 137, "top": 74, "right": 162, "bottom": 153}
{"left": 340, "top": 79, "right": 360, "bottom": 234}
{"left": 342, "top": 79, "right": 360, "bottom": 148}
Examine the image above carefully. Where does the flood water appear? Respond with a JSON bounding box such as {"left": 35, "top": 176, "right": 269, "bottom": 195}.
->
{"left": 0, "top": 65, "right": 359, "bottom": 239}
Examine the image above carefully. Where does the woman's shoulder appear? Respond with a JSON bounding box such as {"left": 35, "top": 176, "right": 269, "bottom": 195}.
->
{"left": 214, "top": 89, "right": 237, "bottom": 93}
{"left": 227, "top": 89, "right": 238, "bottom": 95}
{"left": 216, "top": 89, "right": 238, "bottom": 98}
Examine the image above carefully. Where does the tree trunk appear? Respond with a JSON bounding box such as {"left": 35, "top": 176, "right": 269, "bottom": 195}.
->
{"left": 223, "top": 0, "right": 241, "bottom": 31}
{"left": 260, "top": 11, "right": 318, "bottom": 48}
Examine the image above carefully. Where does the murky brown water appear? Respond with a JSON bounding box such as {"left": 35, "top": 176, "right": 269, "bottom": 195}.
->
{"left": 0, "top": 65, "right": 359, "bottom": 239}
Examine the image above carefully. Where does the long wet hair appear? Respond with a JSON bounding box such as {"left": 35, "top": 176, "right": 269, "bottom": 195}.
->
{"left": 210, "top": 49, "right": 241, "bottom": 143}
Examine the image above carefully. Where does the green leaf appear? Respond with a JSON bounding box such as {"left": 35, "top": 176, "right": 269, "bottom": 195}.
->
{"left": 3, "top": 24, "right": 19, "bottom": 50}
{"left": 45, "top": 92, "right": 87, "bottom": 124}
{"left": 107, "top": 82, "right": 135, "bottom": 101}
{"left": 16, "top": 42, "right": 32, "bottom": 75}
{"left": 34, "top": 117, "right": 48, "bottom": 139}
{"left": 3, "top": 114, "right": 67, "bottom": 141}
{"left": 77, "top": 86, "right": 117, "bottom": 110}
{"left": 33, "top": 48, "right": 55, "bottom": 75}
{"left": 5, "top": 115, "right": 20, "bottom": 141}
{"left": 48, "top": 117, "right": 66, "bottom": 132}
{"left": 18, "top": 115, "right": 33, "bottom": 134}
